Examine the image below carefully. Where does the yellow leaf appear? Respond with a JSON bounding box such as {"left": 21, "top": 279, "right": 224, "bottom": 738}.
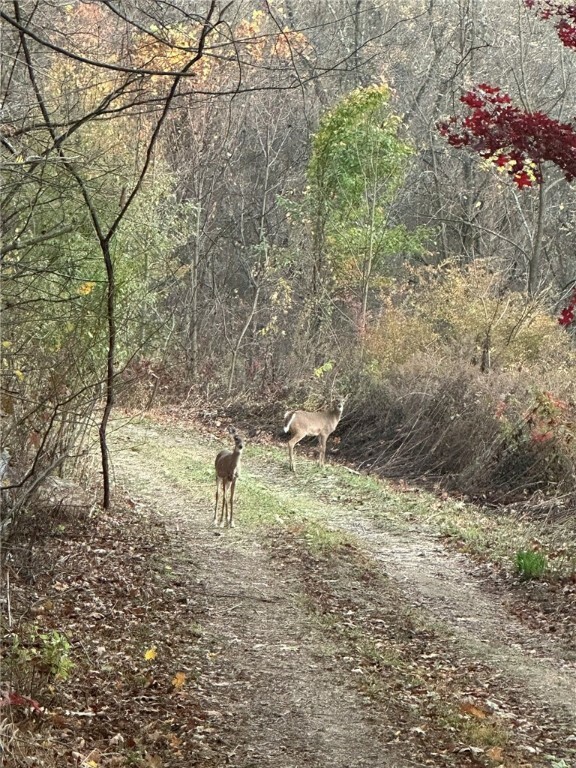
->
{"left": 81, "top": 750, "right": 101, "bottom": 767}
{"left": 14, "top": 370, "right": 25, "bottom": 381}
{"left": 78, "top": 281, "right": 96, "bottom": 295}
{"left": 486, "top": 746, "right": 504, "bottom": 762}
{"left": 172, "top": 671, "right": 186, "bottom": 689}
{"left": 2, "top": 341, "right": 12, "bottom": 348}
{"left": 459, "top": 701, "right": 487, "bottom": 719}
{"left": 144, "top": 646, "right": 157, "bottom": 661}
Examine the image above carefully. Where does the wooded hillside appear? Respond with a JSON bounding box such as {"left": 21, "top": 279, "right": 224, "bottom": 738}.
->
{"left": 2, "top": 0, "right": 576, "bottom": 517}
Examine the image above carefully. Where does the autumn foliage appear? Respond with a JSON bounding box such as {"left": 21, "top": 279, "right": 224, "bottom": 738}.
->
{"left": 439, "top": 1, "right": 576, "bottom": 325}
{"left": 439, "top": 2, "right": 576, "bottom": 191}
{"left": 525, "top": 1, "right": 576, "bottom": 48}
{"left": 559, "top": 285, "right": 576, "bottom": 326}
{"left": 438, "top": 84, "right": 576, "bottom": 188}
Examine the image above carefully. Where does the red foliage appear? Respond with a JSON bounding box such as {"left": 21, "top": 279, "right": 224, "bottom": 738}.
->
{"left": 0, "top": 691, "right": 42, "bottom": 712}
{"left": 524, "top": 390, "right": 571, "bottom": 444}
{"left": 558, "top": 285, "right": 576, "bottom": 326}
{"left": 440, "top": 3, "right": 576, "bottom": 325}
{"left": 438, "top": 85, "right": 576, "bottom": 188}
{"left": 524, "top": 1, "right": 576, "bottom": 49}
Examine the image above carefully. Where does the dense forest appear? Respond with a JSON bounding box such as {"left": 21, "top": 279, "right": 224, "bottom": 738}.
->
{"left": 2, "top": 0, "right": 576, "bottom": 521}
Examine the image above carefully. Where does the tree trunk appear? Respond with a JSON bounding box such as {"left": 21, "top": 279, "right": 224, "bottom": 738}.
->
{"left": 188, "top": 202, "right": 201, "bottom": 379}
{"left": 99, "top": 238, "right": 116, "bottom": 510}
{"left": 528, "top": 171, "right": 546, "bottom": 296}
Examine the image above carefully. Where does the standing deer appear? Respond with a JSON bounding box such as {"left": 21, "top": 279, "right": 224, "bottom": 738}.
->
{"left": 283, "top": 397, "right": 345, "bottom": 472}
{"left": 213, "top": 427, "right": 244, "bottom": 528}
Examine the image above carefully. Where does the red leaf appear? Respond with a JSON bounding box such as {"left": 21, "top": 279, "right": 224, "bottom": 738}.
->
{"left": 514, "top": 171, "right": 533, "bottom": 188}
{"left": 0, "top": 691, "right": 42, "bottom": 712}
{"left": 524, "top": 1, "right": 576, "bottom": 49}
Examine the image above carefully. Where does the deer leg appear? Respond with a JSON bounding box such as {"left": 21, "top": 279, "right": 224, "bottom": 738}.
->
{"left": 318, "top": 434, "right": 327, "bottom": 465}
{"left": 219, "top": 479, "right": 228, "bottom": 527}
{"left": 228, "top": 478, "right": 236, "bottom": 527}
{"left": 288, "top": 436, "right": 301, "bottom": 472}
{"left": 213, "top": 477, "right": 220, "bottom": 525}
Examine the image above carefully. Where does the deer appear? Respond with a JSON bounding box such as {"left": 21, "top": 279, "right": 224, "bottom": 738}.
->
{"left": 213, "top": 427, "right": 244, "bottom": 528}
{"left": 283, "top": 397, "right": 346, "bottom": 472}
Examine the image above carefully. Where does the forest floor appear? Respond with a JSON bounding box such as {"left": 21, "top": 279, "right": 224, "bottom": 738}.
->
{"left": 3, "top": 411, "right": 576, "bottom": 767}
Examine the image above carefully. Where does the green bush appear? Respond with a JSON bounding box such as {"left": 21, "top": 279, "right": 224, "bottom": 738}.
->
{"left": 515, "top": 550, "right": 547, "bottom": 580}
{"left": 5, "top": 625, "right": 74, "bottom": 694}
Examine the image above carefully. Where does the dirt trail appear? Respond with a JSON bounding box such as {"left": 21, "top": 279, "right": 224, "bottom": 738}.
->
{"left": 111, "top": 420, "right": 576, "bottom": 765}
{"left": 112, "top": 424, "right": 410, "bottom": 768}
{"left": 329, "top": 513, "right": 576, "bottom": 728}
{"left": 177, "top": 526, "right": 398, "bottom": 767}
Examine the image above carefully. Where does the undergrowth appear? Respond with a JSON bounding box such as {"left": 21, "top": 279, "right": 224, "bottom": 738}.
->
{"left": 515, "top": 549, "right": 548, "bottom": 580}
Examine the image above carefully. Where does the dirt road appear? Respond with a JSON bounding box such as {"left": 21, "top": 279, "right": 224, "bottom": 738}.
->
{"left": 111, "top": 418, "right": 576, "bottom": 767}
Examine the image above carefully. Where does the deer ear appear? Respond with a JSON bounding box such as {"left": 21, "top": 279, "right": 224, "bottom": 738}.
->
{"left": 228, "top": 426, "right": 237, "bottom": 435}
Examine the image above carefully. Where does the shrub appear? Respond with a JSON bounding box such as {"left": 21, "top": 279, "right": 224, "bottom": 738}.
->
{"left": 365, "top": 262, "right": 576, "bottom": 375}
{"left": 4, "top": 625, "right": 74, "bottom": 696}
{"left": 340, "top": 353, "right": 576, "bottom": 503}
{"left": 343, "top": 357, "right": 507, "bottom": 478}
{"left": 515, "top": 549, "right": 547, "bottom": 579}
{"left": 339, "top": 263, "right": 576, "bottom": 503}
{"left": 363, "top": 297, "right": 438, "bottom": 372}
{"left": 493, "top": 389, "right": 576, "bottom": 495}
